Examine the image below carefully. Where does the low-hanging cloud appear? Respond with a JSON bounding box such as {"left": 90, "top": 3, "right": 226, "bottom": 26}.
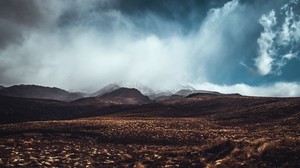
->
{"left": 0, "top": 0, "right": 300, "bottom": 97}
{"left": 192, "top": 82, "right": 300, "bottom": 97}
{"left": 0, "top": 0, "right": 244, "bottom": 91}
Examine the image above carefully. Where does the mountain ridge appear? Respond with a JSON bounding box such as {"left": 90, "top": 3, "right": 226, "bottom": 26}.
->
{"left": 73, "top": 87, "right": 151, "bottom": 106}
{"left": 0, "top": 83, "right": 242, "bottom": 103}
{"left": 0, "top": 84, "right": 83, "bottom": 101}
{"left": 91, "top": 83, "right": 120, "bottom": 97}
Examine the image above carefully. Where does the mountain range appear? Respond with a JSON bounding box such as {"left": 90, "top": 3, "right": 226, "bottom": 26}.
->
{"left": 0, "top": 84, "right": 222, "bottom": 103}
{"left": 0, "top": 83, "right": 244, "bottom": 123}
{"left": 0, "top": 85, "right": 299, "bottom": 125}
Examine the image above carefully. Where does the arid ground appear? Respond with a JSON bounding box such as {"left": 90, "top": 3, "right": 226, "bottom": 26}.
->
{"left": 0, "top": 93, "right": 300, "bottom": 167}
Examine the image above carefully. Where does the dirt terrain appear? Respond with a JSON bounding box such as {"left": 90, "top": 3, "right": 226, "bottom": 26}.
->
{"left": 0, "top": 117, "right": 299, "bottom": 167}
{"left": 0, "top": 93, "right": 300, "bottom": 167}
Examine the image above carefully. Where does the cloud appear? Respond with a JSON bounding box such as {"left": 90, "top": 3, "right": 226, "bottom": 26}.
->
{"left": 0, "top": 13, "right": 191, "bottom": 91}
{"left": 0, "top": 0, "right": 247, "bottom": 92}
{"left": 192, "top": 82, "right": 300, "bottom": 97}
{"left": 0, "top": 0, "right": 68, "bottom": 49}
{"left": 0, "top": 0, "right": 299, "bottom": 97}
{"left": 255, "top": 0, "right": 300, "bottom": 76}
{"left": 255, "top": 10, "right": 277, "bottom": 76}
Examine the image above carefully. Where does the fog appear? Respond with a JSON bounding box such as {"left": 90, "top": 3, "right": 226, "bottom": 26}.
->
{"left": 0, "top": 0, "right": 300, "bottom": 96}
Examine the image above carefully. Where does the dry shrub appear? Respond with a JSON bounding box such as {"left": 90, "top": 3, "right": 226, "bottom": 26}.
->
{"left": 257, "top": 141, "right": 279, "bottom": 154}
{"left": 121, "top": 153, "right": 133, "bottom": 160}
{"left": 134, "top": 162, "right": 146, "bottom": 168}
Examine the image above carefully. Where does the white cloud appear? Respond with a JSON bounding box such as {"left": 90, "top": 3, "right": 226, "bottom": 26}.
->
{"left": 278, "top": 7, "right": 293, "bottom": 46}
{"left": 1, "top": 0, "right": 299, "bottom": 98}
{"left": 255, "top": 10, "right": 276, "bottom": 76}
{"left": 283, "top": 52, "right": 296, "bottom": 60}
{"left": 0, "top": 0, "right": 245, "bottom": 92}
{"left": 255, "top": 0, "right": 300, "bottom": 76}
{"left": 192, "top": 82, "right": 300, "bottom": 97}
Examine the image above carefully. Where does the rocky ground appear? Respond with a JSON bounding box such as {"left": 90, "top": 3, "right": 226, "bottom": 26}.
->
{"left": 0, "top": 117, "right": 299, "bottom": 167}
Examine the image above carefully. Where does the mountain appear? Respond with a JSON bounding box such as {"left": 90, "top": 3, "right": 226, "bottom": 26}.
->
{"left": 149, "top": 88, "right": 222, "bottom": 102}
{"left": 0, "top": 95, "right": 95, "bottom": 124}
{"left": 148, "top": 91, "right": 173, "bottom": 100}
{"left": 116, "top": 81, "right": 155, "bottom": 96}
{"left": 100, "top": 87, "right": 151, "bottom": 104}
{"left": 186, "top": 92, "right": 241, "bottom": 98}
{"left": 152, "top": 94, "right": 183, "bottom": 102}
{"left": 91, "top": 83, "right": 120, "bottom": 97}
{"left": 0, "top": 85, "right": 4, "bottom": 90}
{"left": 0, "top": 85, "right": 83, "bottom": 101}
{"left": 91, "top": 82, "right": 156, "bottom": 97}
{"left": 73, "top": 87, "right": 151, "bottom": 106}
{"left": 176, "top": 89, "right": 221, "bottom": 97}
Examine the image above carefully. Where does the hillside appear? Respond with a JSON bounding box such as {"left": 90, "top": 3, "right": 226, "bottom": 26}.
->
{"left": 0, "top": 85, "right": 83, "bottom": 101}
{"left": 175, "top": 89, "right": 221, "bottom": 97}
{"left": 0, "top": 91, "right": 299, "bottom": 125}
{"left": 100, "top": 87, "right": 151, "bottom": 104}
{"left": 73, "top": 87, "right": 151, "bottom": 107}
{"left": 90, "top": 84, "right": 120, "bottom": 97}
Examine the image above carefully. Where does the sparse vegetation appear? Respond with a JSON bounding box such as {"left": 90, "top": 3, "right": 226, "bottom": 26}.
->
{"left": 0, "top": 116, "right": 299, "bottom": 167}
{"left": 0, "top": 91, "right": 300, "bottom": 167}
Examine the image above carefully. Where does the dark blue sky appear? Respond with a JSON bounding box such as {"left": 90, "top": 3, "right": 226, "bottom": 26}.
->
{"left": 0, "top": 0, "right": 300, "bottom": 96}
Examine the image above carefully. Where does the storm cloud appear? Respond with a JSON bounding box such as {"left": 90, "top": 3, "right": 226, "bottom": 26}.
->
{"left": 0, "top": 0, "right": 300, "bottom": 96}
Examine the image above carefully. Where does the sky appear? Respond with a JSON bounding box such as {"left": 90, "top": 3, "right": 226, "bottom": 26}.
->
{"left": 1, "top": 0, "right": 300, "bottom": 96}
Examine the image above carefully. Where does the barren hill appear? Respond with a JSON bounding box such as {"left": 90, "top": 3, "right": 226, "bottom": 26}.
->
{"left": 73, "top": 87, "right": 151, "bottom": 107}
{"left": 0, "top": 85, "right": 83, "bottom": 101}
{"left": 100, "top": 87, "right": 151, "bottom": 105}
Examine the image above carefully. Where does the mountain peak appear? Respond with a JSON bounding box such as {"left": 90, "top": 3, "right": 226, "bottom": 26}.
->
{"left": 91, "top": 83, "right": 120, "bottom": 97}
{"left": 100, "top": 87, "right": 151, "bottom": 104}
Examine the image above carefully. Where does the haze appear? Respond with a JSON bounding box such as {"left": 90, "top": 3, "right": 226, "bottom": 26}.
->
{"left": 1, "top": 0, "right": 300, "bottom": 96}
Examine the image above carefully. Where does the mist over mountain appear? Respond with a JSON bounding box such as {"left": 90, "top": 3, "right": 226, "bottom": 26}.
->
{"left": 0, "top": 0, "right": 300, "bottom": 96}
{"left": 0, "top": 83, "right": 229, "bottom": 104}
{"left": 91, "top": 83, "right": 120, "bottom": 97}
{"left": 175, "top": 89, "right": 221, "bottom": 97}
{"left": 100, "top": 88, "right": 151, "bottom": 104}
{"left": 72, "top": 87, "right": 151, "bottom": 107}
